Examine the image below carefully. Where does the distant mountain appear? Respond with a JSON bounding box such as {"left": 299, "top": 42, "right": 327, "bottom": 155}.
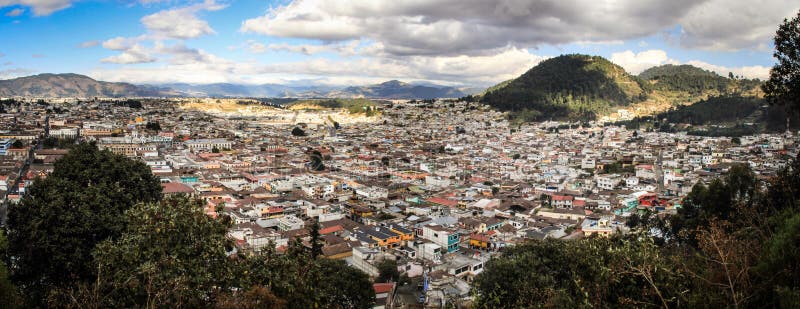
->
{"left": 0, "top": 73, "right": 175, "bottom": 98}
{"left": 160, "top": 80, "right": 466, "bottom": 99}
{"left": 482, "top": 54, "right": 648, "bottom": 121}
{"left": 335, "top": 80, "right": 466, "bottom": 99}
{"left": 0, "top": 74, "right": 469, "bottom": 99}
{"left": 159, "top": 83, "right": 340, "bottom": 98}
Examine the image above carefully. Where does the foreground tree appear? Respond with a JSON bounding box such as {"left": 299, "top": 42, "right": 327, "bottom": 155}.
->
{"left": 82, "top": 196, "right": 234, "bottom": 308}
{"left": 763, "top": 10, "right": 800, "bottom": 112}
{"left": 242, "top": 240, "right": 375, "bottom": 309}
{"left": 5, "top": 143, "right": 161, "bottom": 305}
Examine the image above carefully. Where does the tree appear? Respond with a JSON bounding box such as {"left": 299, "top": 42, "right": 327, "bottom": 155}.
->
{"left": 10, "top": 140, "right": 22, "bottom": 149}
{"left": 763, "top": 10, "right": 800, "bottom": 113}
{"left": 309, "top": 220, "right": 322, "bottom": 260}
{"left": 84, "top": 196, "right": 235, "bottom": 308}
{"left": 212, "top": 146, "right": 220, "bottom": 153}
{"left": 0, "top": 231, "right": 20, "bottom": 309}
{"left": 145, "top": 121, "right": 161, "bottom": 131}
{"left": 472, "top": 237, "right": 686, "bottom": 308}
{"left": 6, "top": 143, "right": 162, "bottom": 306}
{"left": 242, "top": 242, "right": 375, "bottom": 309}
{"left": 291, "top": 127, "right": 306, "bottom": 137}
{"left": 308, "top": 150, "right": 324, "bottom": 171}
{"left": 376, "top": 259, "right": 400, "bottom": 283}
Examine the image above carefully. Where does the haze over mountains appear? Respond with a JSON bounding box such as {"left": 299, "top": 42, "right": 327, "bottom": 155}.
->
{"left": 0, "top": 54, "right": 768, "bottom": 124}
{"left": 0, "top": 74, "right": 471, "bottom": 99}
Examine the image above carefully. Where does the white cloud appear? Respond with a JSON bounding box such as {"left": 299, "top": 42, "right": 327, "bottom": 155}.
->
{"left": 141, "top": 0, "right": 225, "bottom": 40}
{"left": 610, "top": 50, "right": 679, "bottom": 74}
{"left": 90, "top": 45, "right": 546, "bottom": 86}
{"left": 0, "top": 0, "right": 71, "bottom": 16}
{"left": 677, "top": 0, "right": 800, "bottom": 51}
{"left": 102, "top": 36, "right": 141, "bottom": 51}
{"left": 101, "top": 44, "right": 155, "bottom": 64}
{"left": 611, "top": 49, "right": 770, "bottom": 79}
{"left": 5, "top": 7, "right": 23, "bottom": 16}
{"left": 685, "top": 60, "right": 770, "bottom": 80}
{"left": 241, "top": 0, "right": 704, "bottom": 56}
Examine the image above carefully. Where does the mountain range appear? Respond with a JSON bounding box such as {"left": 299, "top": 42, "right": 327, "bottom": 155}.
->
{"left": 0, "top": 74, "right": 470, "bottom": 99}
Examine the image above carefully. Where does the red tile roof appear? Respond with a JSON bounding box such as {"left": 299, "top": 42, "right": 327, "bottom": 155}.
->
{"left": 373, "top": 283, "right": 395, "bottom": 294}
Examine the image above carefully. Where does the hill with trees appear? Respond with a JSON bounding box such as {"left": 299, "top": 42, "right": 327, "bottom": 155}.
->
{"left": 481, "top": 54, "right": 649, "bottom": 122}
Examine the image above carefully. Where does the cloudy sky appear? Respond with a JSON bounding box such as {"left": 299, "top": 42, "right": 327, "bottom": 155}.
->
{"left": 0, "top": 0, "right": 797, "bottom": 87}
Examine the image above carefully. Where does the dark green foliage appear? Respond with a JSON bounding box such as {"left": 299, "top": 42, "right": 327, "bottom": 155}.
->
{"left": 616, "top": 95, "right": 800, "bottom": 136}
{"left": 309, "top": 220, "right": 322, "bottom": 260}
{"left": 0, "top": 231, "right": 20, "bottom": 309}
{"left": 658, "top": 95, "right": 762, "bottom": 125}
{"left": 639, "top": 64, "right": 761, "bottom": 95}
{"left": 601, "top": 161, "right": 634, "bottom": 174}
{"left": 40, "top": 136, "right": 76, "bottom": 149}
{"left": 664, "top": 164, "right": 756, "bottom": 243}
{"left": 112, "top": 99, "right": 143, "bottom": 109}
{"left": 145, "top": 121, "right": 161, "bottom": 131}
{"left": 308, "top": 150, "right": 324, "bottom": 171}
{"left": 6, "top": 143, "right": 161, "bottom": 306}
{"left": 473, "top": 237, "right": 684, "bottom": 308}
{"left": 291, "top": 127, "right": 306, "bottom": 137}
{"left": 242, "top": 244, "right": 376, "bottom": 309}
{"left": 376, "top": 259, "right": 400, "bottom": 283}
{"left": 763, "top": 10, "right": 800, "bottom": 113}
{"left": 88, "top": 196, "right": 234, "bottom": 307}
{"left": 10, "top": 140, "right": 22, "bottom": 148}
{"left": 482, "top": 54, "right": 648, "bottom": 121}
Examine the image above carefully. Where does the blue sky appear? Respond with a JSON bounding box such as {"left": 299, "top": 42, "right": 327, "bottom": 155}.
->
{"left": 0, "top": 0, "right": 797, "bottom": 86}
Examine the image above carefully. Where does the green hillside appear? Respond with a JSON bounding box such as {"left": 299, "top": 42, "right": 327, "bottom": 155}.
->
{"left": 482, "top": 54, "right": 648, "bottom": 122}
{"left": 639, "top": 64, "right": 761, "bottom": 96}
{"left": 617, "top": 95, "right": 799, "bottom": 136}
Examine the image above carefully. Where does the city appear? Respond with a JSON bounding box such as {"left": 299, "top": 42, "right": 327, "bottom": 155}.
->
{"left": 1, "top": 0, "right": 799, "bottom": 308}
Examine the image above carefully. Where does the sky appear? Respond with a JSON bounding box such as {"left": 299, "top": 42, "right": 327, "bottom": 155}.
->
{"left": 0, "top": 0, "right": 797, "bottom": 87}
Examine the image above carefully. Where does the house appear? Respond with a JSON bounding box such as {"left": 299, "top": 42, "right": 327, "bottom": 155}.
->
{"left": 277, "top": 215, "right": 305, "bottom": 231}
{"left": 421, "top": 224, "right": 460, "bottom": 253}
{"left": 373, "top": 282, "right": 396, "bottom": 309}
{"left": 161, "top": 182, "right": 195, "bottom": 197}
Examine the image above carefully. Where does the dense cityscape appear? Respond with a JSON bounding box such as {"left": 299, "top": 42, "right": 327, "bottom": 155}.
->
{"left": 1, "top": 1, "right": 799, "bottom": 308}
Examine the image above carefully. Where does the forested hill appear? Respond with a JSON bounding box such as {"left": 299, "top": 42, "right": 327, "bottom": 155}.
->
{"left": 639, "top": 64, "right": 762, "bottom": 95}
{"left": 481, "top": 54, "right": 649, "bottom": 121}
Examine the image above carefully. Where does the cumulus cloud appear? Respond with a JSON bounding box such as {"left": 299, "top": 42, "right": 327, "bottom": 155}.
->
{"left": 610, "top": 50, "right": 679, "bottom": 74}
{"left": 141, "top": 0, "right": 225, "bottom": 40}
{"left": 241, "top": 0, "right": 704, "bottom": 56}
{"left": 677, "top": 0, "right": 800, "bottom": 51}
{"left": 242, "top": 0, "right": 797, "bottom": 54}
{"left": 0, "top": 0, "right": 71, "bottom": 16}
{"left": 91, "top": 45, "right": 546, "bottom": 86}
{"left": 611, "top": 49, "right": 770, "bottom": 79}
{"left": 101, "top": 44, "right": 155, "bottom": 64}
{"left": 685, "top": 60, "right": 771, "bottom": 80}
